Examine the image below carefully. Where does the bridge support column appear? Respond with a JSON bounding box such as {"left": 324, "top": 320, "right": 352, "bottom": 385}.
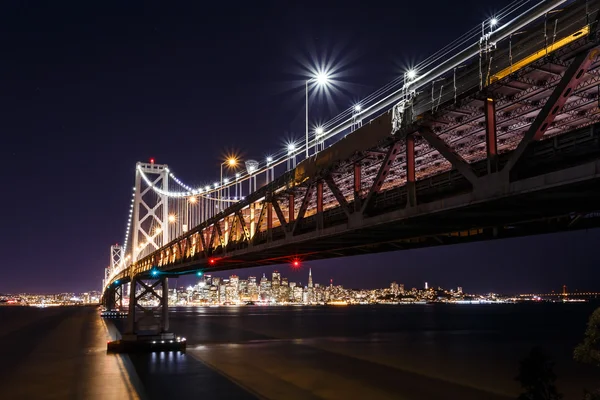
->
{"left": 406, "top": 134, "right": 417, "bottom": 207}
{"left": 289, "top": 193, "right": 295, "bottom": 223}
{"left": 484, "top": 97, "right": 498, "bottom": 174}
{"left": 161, "top": 277, "right": 169, "bottom": 332}
{"left": 114, "top": 285, "right": 123, "bottom": 310}
{"left": 267, "top": 202, "right": 273, "bottom": 241}
{"left": 316, "top": 181, "right": 324, "bottom": 230}
{"left": 110, "top": 275, "right": 184, "bottom": 353}
{"left": 353, "top": 163, "right": 361, "bottom": 212}
{"left": 105, "top": 287, "right": 116, "bottom": 311}
{"left": 250, "top": 203, "right": 255, "bottom": 239}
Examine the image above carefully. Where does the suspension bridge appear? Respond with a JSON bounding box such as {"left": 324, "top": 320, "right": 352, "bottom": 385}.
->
{"left": 102, "top": 0, "right": 600, "bottom": 351}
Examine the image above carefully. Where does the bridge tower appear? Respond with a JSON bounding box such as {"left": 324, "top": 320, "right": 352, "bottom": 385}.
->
{"left": 110, "top": 244, "right": 123, "bottom": 271}
{"left": 132, "top": 161, "right": 169, "bottom": 262}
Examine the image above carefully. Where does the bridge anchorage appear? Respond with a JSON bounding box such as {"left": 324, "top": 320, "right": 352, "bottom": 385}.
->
{"left": 103, "top": 0, "right": 600, "bottom": 352}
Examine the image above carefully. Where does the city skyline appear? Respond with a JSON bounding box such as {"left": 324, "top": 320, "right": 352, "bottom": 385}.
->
{"left": 3, "top": 227, "right": 599, "bottom": 293}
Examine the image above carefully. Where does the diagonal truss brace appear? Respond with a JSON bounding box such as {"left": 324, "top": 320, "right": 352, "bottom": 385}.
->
{"left": 271, "top": 197, "right": 288, "bottom": 230}
{"left": 418, "top": 127, "right": 479, "bottom": 186}
{"left": 254, "top": 202, "right": 267, "bottom": 239}
{"left": 236, "top": 210, "right": 251, "bottom": 242}
{"left": 361, "top": 141, "right": 404, "bottom": 214}
{"left": 323, "top": 174, "right": 351, "bottom": 217}
{"left": 292, "top": 184, "right": 315, "bottom": 234}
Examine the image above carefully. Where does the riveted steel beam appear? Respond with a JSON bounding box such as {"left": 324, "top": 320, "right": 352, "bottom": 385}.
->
{"left": 503, "top": 47, "right": 599, "bottom": 173}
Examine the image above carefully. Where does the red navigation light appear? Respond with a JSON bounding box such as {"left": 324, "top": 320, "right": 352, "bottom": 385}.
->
{"left": 209, "top": 258, "right": 215, "bottom": 265}
{"left": 150, "top": 158, "right": 155, "bottom": 164}
{"left": 291, "top": 259, "right": 301, "bottom": 270}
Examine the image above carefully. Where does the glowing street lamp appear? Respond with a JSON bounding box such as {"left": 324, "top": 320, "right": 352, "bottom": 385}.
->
{"left": 266, "top": 156, "right": 274, "bottom": 183}
{"left": 220, "top": 156, "right": 239, "bottom": 211}
{"left": 168, "top": 214, "right": 176, "bottom": 223}
{"left": 315, "top": 126, "right": 325, "bottom": 152}
{"left": 306, "top": 71, "right": 330, "bottom": 157}
{"left": 407, "top": 69, "right": 417, "bottom": 80}
{"left": 287, "top": 142, "right": 297, "bottom": 170}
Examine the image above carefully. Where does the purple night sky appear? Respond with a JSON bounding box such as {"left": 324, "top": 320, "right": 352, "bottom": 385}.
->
{"left": 1, "top": 0, "right": 598, "bottom": 294}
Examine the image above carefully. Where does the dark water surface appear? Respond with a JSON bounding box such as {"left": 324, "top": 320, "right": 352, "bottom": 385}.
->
{"left": 121, "top": 303, "right": 599, "bottom": 399}
{"left": 1, "top": 303, "right": 598, "bottom": 399}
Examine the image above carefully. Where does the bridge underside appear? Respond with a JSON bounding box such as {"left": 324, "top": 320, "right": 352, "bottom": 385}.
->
{"left": 145, "top": 123, "right": 600, "bottom": 276}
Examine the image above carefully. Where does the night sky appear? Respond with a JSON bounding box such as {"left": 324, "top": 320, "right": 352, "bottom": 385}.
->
{"left": 2, "top": 0, "right": 599, "bottom": 295}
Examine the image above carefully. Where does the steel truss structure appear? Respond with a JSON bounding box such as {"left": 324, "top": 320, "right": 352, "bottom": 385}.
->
{"left": 104, "top": 0, "right": 600, "bottom": 334}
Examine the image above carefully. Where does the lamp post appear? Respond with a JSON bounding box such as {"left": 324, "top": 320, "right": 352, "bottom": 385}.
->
{"left": 266, "top": 156, "right": 273, "bottom": 184}
{"left": 287, "top": 143, "right": 296, "bottom": 170}
{"left": 220, "top": 157, "right": 237, "bottom": 212}
{"left": 168, "top": 213, "right": 176, "bottom": 242}
{"left": 305, "top": 72, "right": 330, "bottom": 158}
{"left": 315, "top": 126, "right": 324, "bottom": 152}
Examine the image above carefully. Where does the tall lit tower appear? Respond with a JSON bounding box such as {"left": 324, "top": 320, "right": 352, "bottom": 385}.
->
{"left": 132, "top": 161, "right": 169, "bottom": 261}
{"left": 308, "top": 268, "right": 313, "bottom": 288}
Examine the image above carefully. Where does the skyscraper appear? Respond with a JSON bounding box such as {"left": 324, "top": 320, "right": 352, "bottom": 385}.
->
{"left": 272, "top": 271, "right": 281, "bottom": 287}
{"left": 308, "top": 268, "right": 313, "bottom": 288}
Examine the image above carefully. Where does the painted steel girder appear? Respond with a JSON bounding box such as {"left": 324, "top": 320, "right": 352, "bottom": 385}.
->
{"left": 504, "top": 47, "right": 600, "bottom": 172}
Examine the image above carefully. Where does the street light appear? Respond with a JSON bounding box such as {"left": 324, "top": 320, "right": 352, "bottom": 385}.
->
{"left": 220, "top": 157, "right": 238, "bottom": 211}
{"left": 287, "top": 142, "right": 297, "bottom": 170}
{"left": 306, "top": 71, "right": 330, "bottom": 157}
{"left": 266, "top": 156, "right": 273, "bottom": 183}
{"left": 315, "top": 126, "right": 325, "bottom": 152}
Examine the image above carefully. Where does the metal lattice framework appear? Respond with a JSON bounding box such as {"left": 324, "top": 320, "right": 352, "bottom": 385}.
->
{"left": 103, "top": 0, "right": 600, "bottom": 337}
{"left": 132, "top": 162, "right": 169, "bottom": 261}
